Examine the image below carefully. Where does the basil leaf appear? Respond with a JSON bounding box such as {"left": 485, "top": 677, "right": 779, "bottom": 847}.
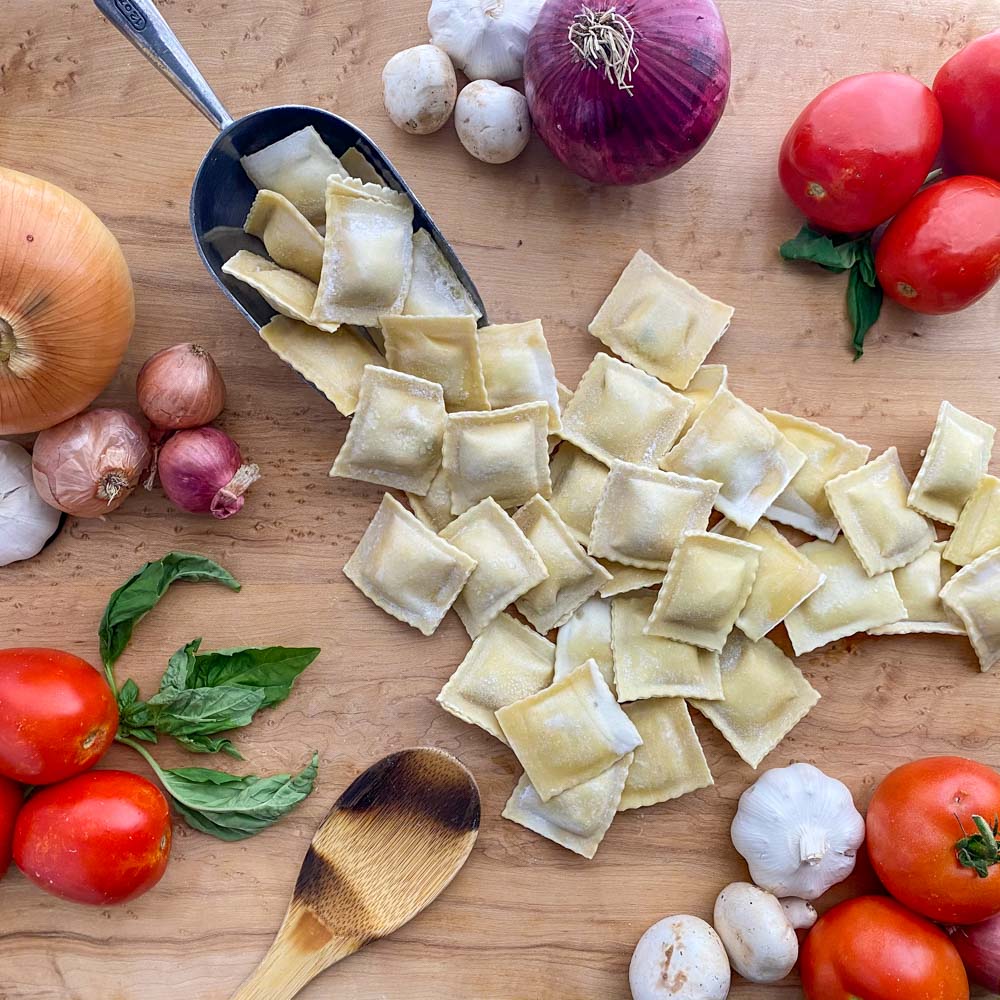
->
{"left": 856, "top": 240, "right": 878, "bottom": 288}
{"left": 173, "top": 733, "right": 242, "bottom": 759}
{"left": 185, "top": 646, "right": 322, "bottom": 708}
{"left": 118, "top": 678, "right": 140, "bottom": 708}
{"left": 848, "top": 261, "right": 884, "bottom": 359}
{"left": 160, "top": 638, "right": 202, "bottom": 695}
{"left": 146, "top": 685, "right": 266, "bottom": 737}
{"left": 150, "top": 752, "right": 319, "bottom": 841}
{"left": 780, "top": 225, "right": 868, "bottom": 272}
{"left": 99, "top": 553, "right": 240, "bottom": 682}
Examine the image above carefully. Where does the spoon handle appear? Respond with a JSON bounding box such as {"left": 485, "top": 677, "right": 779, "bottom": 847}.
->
{"left": 93, "top": 0, "right": 234, "bottom": 130}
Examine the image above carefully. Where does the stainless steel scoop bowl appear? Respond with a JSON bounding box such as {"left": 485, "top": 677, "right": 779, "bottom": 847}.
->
{"left": 95, "top": 0, "right": 487, "bottom": 331}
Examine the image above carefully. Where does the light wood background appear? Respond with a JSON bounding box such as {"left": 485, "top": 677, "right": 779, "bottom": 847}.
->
{"left": 3, "top": 0, "right": 1000, "bottom": 997}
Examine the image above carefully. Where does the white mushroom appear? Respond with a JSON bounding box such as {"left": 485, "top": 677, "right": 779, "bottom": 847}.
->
{"left": 712, "top": 883, "right": 817, "bottom": 984}
{"left": 629, "top": 914, "right": 731, "bottom": 1000}
{"left": 454, "top": 80, "right": 530, "bottom": 164}
{"left": 381, "top": 45, "right": 457, "bottom": 135}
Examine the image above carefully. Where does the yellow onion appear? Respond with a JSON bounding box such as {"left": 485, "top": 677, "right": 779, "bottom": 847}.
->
{"left": 32, "top": 409, "right": 151, "bottom": 517}
{"left": 0, "top": 167, "right": 135, "bottom": 435}
{"left": 136, "top": 343, "right": 226, "bottom": 430}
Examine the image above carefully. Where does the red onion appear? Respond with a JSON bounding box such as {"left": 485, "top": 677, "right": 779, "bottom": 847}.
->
{"left": 949, "top": 914, "right": 1000, "bottom": 992}
{"left": 524, "top": 0, "right": 731, "bottom": 185}
{"left": 157, "top": 426, "right": 259, "bottom": 519}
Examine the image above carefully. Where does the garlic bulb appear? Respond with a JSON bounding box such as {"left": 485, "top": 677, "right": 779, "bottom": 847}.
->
{"left": 428, "top": 0, "right": 545, "bottom": 83}
{"left": 730, "top": 762, "right": 865, "bottom": 900}
{"left": 0, "top": 440, "right": 61, "bottom": 566}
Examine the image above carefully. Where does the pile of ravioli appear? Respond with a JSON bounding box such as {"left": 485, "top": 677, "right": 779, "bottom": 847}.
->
{"left": 225, "top": 128, "right": 1000, "bottom": 859}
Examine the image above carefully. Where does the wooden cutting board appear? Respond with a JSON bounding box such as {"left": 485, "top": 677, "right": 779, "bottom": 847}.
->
{"left": 2, "top": 1, "right": 999, "bottom": 997}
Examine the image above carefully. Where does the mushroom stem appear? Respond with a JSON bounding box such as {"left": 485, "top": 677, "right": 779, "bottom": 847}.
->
{"left": 780, "top": 897, "right": 818, "bottom": 930}
{"left": 798, "top": 824, "right": 828, "bottom": 865}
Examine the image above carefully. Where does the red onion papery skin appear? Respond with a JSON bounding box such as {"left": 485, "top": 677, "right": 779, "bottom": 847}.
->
{"left": 524, "top": 0, "right": 731, "bottom": 185}
{"left": 949, "top": 915, "right": 1000, "bottom": 992}
{"left": 157, "top": 426, "right": 260, "bottom": 520}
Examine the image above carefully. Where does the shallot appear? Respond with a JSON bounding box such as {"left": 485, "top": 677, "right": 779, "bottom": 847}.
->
{"left": 32, "top": 409, "right": 151, "bottom": 517}
{"left": 949, "top": 913, "right": 1000, "bottom": 992}
{"left": 158, "top": 426, "right": 259, "bottom": 519}
{"left": 136, "top": 343, "right": 226, "bottom": 431}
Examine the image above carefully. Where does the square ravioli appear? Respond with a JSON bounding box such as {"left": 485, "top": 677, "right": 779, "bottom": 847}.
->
{"left": 588, "top": 250, "right": 734, "bottom": 390}
{"left": 825, "top": 447, "right": 935, "bottom": 577}
{"left": 495, "top": 659, "right": 642, "bottom": 801}
{"left": 690, "top": 632, "right": 820, "bottom": 769}
{"left": 941, "top": 548, "right": 1000, "bottom": 672}
{"left": 660, "top": 390, "right": 805, "bottom": 529}
{"left": 343, "top": 494, "right": 476, "bottom": 636}
{"left": 598, "top": 561, "right": 665, "bottom": 599}
{"left": 259, "top": 317, "right": 384, "bottom": 417}
{"left": 502, "top": 754, "right": 632, "bottom": 859}
{"left": 784, "top": 536, "right": 908, "bottom": 655}
{"left": 679, "top": 364, "right": 728, "bottom": 437}
{"left": 644, "top": 531, "right": 762, "bottom": 652}
{"left": 443, "top": 402, "right": 552, "bottom": 514}
{"left": 440, "top": 497, "right": 549, "bottom": 638}
{"left": 311, "top": 176, "right": 414, "bottom": 327}
{"left": 945, "top": 475, "right": 1000, "bottom": 566}
{"left": 548, "top": 442, "right": 610, "bottom": 546}
{"left": 477, "top": 320, "right": 561, "bottom": 430}
{"left": 554, "top": 597, "right": 615, "bottom": 694}
{"left": 513, "top": 497, "right": 613, "bottom": 633}
{"left": 619, "top": 699, "right": 713, "bottom": 811}
{"left": 713, "top": 519, "right": 826, "bottom": 642}
{"left": 330, "top": 366, "right": 446, "bottom": 494}
{"left": 764, "top": 410, "right": 871, "bottom": 541}
{"left": 908, "top": 402, "right": 995, "bottom": 525}
{"left": 559, "top": 354, "right": 693, "bottom": 467}
{"left": 612, "top": 592, "right": 723, "bottom": 702}
{"left": 381, "top": 314, "right": 489, "bottom": 411}
{"left": 869, "top": 542, "right": 964, "bottom": 636}
{"left": 437, "top": 614, "right": 555, "bottom": 742}
{"left": 245, "top": 190, "right": 324, "bottom": 283}
{"left": 402, "top": 229, "right": 483, "bottom": 319}
{"left": 407, "top": 465, "right": 455, "bottom": 533}
{"left": 589, "top": 462, "right": 720, "bottom": 571}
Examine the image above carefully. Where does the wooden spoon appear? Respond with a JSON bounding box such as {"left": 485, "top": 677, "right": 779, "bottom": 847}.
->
{"left": 230, "top": 747, "right": 480, "bottom": 1000}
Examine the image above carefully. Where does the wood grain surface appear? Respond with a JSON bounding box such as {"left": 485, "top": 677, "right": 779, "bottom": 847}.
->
{"left": 2, "top": 1, "right": 1000, "bottom": 997}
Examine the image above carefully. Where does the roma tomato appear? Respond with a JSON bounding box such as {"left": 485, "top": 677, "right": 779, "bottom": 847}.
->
{"left": 779, "top": 73, "right": 942, "bottom": 233}
{"left": 14, "top": 770, "right": 171, "bottom": 905}
{"left": 0, "top": 647, "right": 118, "bottom": 784}
{"left": 875, "top": 176, "right": 1000, "bottom": 315}
{"left": 934, "top": 31, "right": 1000, "bottom": 179}
{"left": 0, "top": 774, "right": 23, "bottom": 879}
{"left": 867, "top": 756, "right": 1000, "bottom": 923}
{"left": 801, "top": 896, "right": 969, "bottom": 1000}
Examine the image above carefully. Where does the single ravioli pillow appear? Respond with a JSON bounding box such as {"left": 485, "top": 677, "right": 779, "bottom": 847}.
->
{"left": 644, "top": 531, "right": 762, "bottom": 652}
{"left": 689, "top": 631, "right": 820, "bottom": 770}
{"left": 554, "top": 597, "right": 615, "bottom": 694}
{"left": 440, "top": 497, "right": 549, "bottom": 638}
{"left": 502, "top": 753, "right": 632, "bottom": 859}
{"left": 619, "top": 699, "right": 713, "bottom": 811}
{"left": 611, "top": 592, "right": 723, "bottom": 702}
{"left": 407, "top": 465, "right": 455, "bottom": 533}
{"left": 869, "top": 541, "right": 964, "bottom": 637}
{"left": 598, "top": 561, "right": 665, "bottom": 599}
{"left": 588, "top": 249, "right": 734, "bottom": 390}
{"left": 443, "top": 402, "right": 552, "bottom": 514}
{"left": 908, "top": 401, "right": 995, "bottom": 525}
{"left": 713, "top": 519, "right": 826, "bottom": 642}
{"left": 559, "top": 354, "right": 692, "bottom": 467}
{"left": 343, "top": 494, "right": 476, "bottom": 636}
{"left": 763, "top": 410, "right": 871, "bottom": 542}
{"left": 589, "top": 461, "right": 720, "bottom": 571}
{"left": 945, "top": 475, "right": 1000, "bottom": 566}
{"left": 437, "top": 614, "right": 555, "bottom": 742}
{"left": 660, "top": 390, "right": 805, "bottom": 529}
{"left": 495, "top": 659, "right": 642, "bottom": 802}
{"left": 548, "top": 442, "right": 610, "bottom": 546}
{"left": 784, "top": 536, "right": 907, "bottom": 656}
{"left": 330, "top": 366, "right": 446, "bottom": 494}
{"left": 941, "top": 548, "right": 1000, "bottom": 672}
{"left": 825, "top": 447, "right": 935, "bottom": 577}
{"left": 244, "top": 190, "right": 324, "bottom": 282}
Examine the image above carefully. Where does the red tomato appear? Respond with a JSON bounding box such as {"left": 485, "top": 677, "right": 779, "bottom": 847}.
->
{"left": 934, "top": 31, "right": 1000, "bottom": 180}
{"left": 0, "top": 647, "right": 118, "bottom": 784}
{"left": 867, "top": 756, "right": 1000, "bottom": 923}
{"left": 779, "top": 73, "right": 943, "bottom": 233}
{"left": 0, "top": 774, "right": 23, "bottom": 879}
{"left": 14, "top": 770, "right": 171, "bottom": 905}
{"left": 875, "top": 176, "right": 1000, "bottom": 315}
{"left": 801, "top": 896, "right": 969, "bottom": 1000}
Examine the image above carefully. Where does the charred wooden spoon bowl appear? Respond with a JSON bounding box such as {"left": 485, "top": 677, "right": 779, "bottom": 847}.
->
{"left": 230, "top": 748, "right": 480, "bottom": 1000}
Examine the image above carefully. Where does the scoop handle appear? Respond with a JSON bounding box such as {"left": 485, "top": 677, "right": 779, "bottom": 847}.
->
{"left": 93, "top": 0, "right": 234, "bottom": 130}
